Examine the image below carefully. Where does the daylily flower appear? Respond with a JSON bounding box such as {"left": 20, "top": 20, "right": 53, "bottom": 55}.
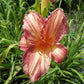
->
{"left": 19, "top": 8, "right": 68, "bottom": 82}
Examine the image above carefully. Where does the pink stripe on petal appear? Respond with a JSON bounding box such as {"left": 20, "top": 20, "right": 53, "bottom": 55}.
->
{"left": 23, "top": 12, "right": 45, "bottom": 35}
{"left": 23, "top": 29, "right": 39, "bottom": 46}
{"left": 22, "top": 47, "right": 51, "bottom": 82}
{"left": 22, "top": 12, "right": 45, "bottom": 46}
{"left": 45, "top": 8, "right": 68, "bottom": 43}
{"left": 51, "top": 43, "right": 68, "bottom": 64}
{"left": 55, "top": 16, "right": 68, "bottom": 42}
{"left": 19, "top": 33, "right": 28, "bottom": 51}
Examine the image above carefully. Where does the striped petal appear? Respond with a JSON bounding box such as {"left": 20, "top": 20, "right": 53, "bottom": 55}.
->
{"left": 51, "top": 43, "right": 68, "bottom": 64}
{"left": 45, "top": 8, "right": 68, "bottom": 43}
{"left": 22, "top": 47, "right": 51, "bottom": 82}
{"left": 22, "top": 11, "right": 45, "bottom": 45}
{"left": 19, "top": 33, "right": 28, "bottom": 51}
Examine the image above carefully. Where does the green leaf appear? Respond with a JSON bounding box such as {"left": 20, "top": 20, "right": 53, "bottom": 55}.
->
{"left": 78, "top": 22, "right": 84, "bottom": 33}
{"left": 0, "top": 43, "right": 18, "bottom": 64}
{"left": 63, "top": 70, "right": 72, "bottom": 76}
{"left": 62, "top": 78, "right": 77, "bottom": 84}
{"left": 16, "top": 74, "right": 29, "bottom": 79}
{"left": 71, "top": 68, "right": 84, "bottom": 83}
{"left": 0, "top": 64, "right": 11, "bottom": 69}
{"left": 5, "top": 65, "right": 22, "bottom": 84}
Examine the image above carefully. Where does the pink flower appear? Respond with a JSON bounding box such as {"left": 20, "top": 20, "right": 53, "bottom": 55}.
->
{"left": 19, "top": 8, "right": 68, "bottom": 82}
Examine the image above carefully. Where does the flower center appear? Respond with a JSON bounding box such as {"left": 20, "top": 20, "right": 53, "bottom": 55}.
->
{"left": 36, "top": 35, "right": 54, "bottom": 51}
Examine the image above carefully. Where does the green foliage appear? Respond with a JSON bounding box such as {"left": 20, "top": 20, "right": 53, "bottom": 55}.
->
{"left": 35, "top": 0, "right": 40, "bottom": 14}
{"left": 0, "top": 0, "right": 84, "bottom": 84}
